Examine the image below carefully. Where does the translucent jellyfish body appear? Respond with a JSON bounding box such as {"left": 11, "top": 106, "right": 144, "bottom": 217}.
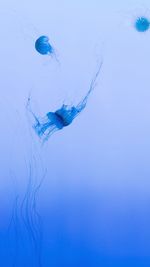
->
{"left": 35, "top": 35, "right": 54, "bottom": 55}
{"left": 27, "top": 62, "right": 103, "bottom": 143}
{"left": 135, "top": 16, "right": 150, "bottom": 32}
{"left": 33, "top": 105, "right": 81, "bottom": 140}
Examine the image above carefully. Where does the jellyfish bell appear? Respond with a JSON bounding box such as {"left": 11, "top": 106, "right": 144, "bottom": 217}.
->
{"left": 35, "top": 35, "right": 54, "bottom": 55}
{"left": 54, "top": 105, "right": 78, "bottom": 127}
{"left": 46, "top": 112, "right": 64, "bottom": 130}
{"left": 134, "top": 16, "right": 150, "bottom": 32}
{"left": 131, "top": 8, "right": 150, "bottom": 33}
{"left": 32, "top": 104, "right": 80, "bottom": 142}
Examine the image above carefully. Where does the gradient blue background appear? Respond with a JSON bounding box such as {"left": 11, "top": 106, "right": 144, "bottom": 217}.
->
{"left": 0, "top": 0, "right": 150, "bottom": 266}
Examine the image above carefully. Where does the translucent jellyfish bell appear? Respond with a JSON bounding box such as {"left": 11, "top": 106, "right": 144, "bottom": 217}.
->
{"left": 35, "top": 35, "right": 54, "bottom": 55}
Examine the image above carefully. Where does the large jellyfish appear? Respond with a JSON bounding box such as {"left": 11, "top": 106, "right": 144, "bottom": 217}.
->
{"left": 27, "top": 61, "right": 103, "bottom": 143}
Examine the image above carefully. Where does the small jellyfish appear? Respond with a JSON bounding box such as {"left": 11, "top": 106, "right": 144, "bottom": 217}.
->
{"left": 35, "top": 35, "right": 54, "bottom": 55}
{"left": 134, "top": 16, "right": 150, "bottom": 32}
{"left": 27, "top": 61, "right": 103, "bottom": 143}
{"left": 121, "top": 6, "right": 150, "bottom": 33}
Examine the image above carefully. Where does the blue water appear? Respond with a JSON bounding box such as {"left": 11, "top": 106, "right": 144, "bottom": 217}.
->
{"left": 0, "top": 1, "right": 150, "bottom": 266}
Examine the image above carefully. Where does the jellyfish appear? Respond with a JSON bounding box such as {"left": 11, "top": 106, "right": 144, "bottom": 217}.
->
{"left": 121, "top": 6, "right": 150, "bottom": 33}
{"left": 27, "top": 61, "right": 103, "bottom": 143}
{"left": 35, "top": 35, "right": 54, "bottom": 55}
{"left": 134, "top": 16, "right": 150, "bottom": 32}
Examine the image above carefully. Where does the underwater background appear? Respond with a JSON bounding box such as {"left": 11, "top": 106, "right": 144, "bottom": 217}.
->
{"left": 0, "top": 0, "right": 150, "bottom": 266}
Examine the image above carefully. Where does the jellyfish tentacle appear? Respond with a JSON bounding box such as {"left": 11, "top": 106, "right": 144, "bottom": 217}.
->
{"left": 21, "top": 162, "right": 43, "bottom": 267}
{"left": 76, "top": 61, "right": 103, "bottom": 113}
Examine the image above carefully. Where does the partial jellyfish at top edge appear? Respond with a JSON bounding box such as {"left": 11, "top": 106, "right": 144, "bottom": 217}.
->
{"left": 27, "top": 61, "right": 103, "bottom": 143}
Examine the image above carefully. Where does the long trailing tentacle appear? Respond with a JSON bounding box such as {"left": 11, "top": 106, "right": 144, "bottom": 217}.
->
{"left": 76, "top": 60, "right": 103, "bottom": 113}
{"left": 21, "top": 156, "right": 45, "bottom": 267}
{"left": 7, "top": 195, "right": 20, "bottom": 267}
